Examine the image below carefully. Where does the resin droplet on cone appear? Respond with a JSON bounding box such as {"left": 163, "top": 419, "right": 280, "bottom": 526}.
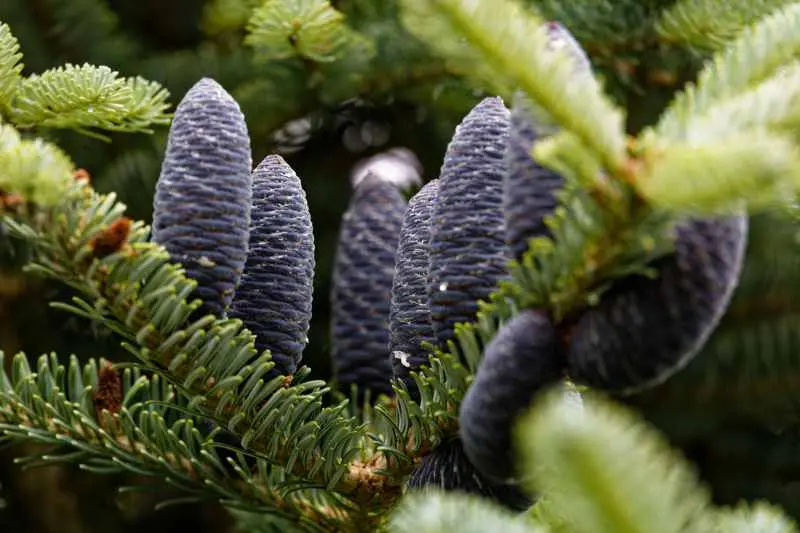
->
{"left": 152, "top": 78, "right": 252, "bottom": 317}
{"left": 228, "top": 154, "right": 315, "bottom": 378}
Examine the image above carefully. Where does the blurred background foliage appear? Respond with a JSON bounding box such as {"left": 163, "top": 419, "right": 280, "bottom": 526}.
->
{"left": 0, "top": 0, "right": 799, "bottom": 532}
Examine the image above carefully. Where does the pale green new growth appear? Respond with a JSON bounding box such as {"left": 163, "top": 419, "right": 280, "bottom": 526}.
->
{"left": 656, "top": 3, "right": 800, "bottom": 140}
{"left": 0, "top": 22, "right": 23, "bottom": 115}
{"left": 390, "top": 492, "right": 540, "bottom": 533}
{"left": 517, "top": 389, "right": 713, "bottom": 533}
{"left": 202, "top": 0, "right": 263, "bottom": 35}
{"left": 715, "top": 502, "right": 800, "bottom": 533}
{"left": 0, "top": 121, "right": 74, "bottom": 205}
{"left": 655, "top": 0, "right": 797, "bottom": 50}
{"left": 680, "top": 60, "right": 800, "bottom": 143}
{"left": 397, "top": 0, "right": 628, "bottom": 176}
{"left": 8, "top": 64, "right": 170, "bottom": 137}
{"left": 245, "top": 0, "right": 363, "bottom": 63}
{"left": 640, "top": 132, "right": 800, "bottom": 213}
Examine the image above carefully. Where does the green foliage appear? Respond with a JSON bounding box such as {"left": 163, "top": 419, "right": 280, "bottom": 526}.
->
{"left": 245, "top": 0, "right": 370, "bottom": 64}
{"left": 655, "top": 0, "right": 797, "bottom": 50}
{"left": 639, "top": 132, "right": 800, "bottom": 213}
{"left": 655, "top": 3, "right": 800, "bottom": 140}
{"left": 0, "top": 22, "right": 22, "bottom": 114}
{"left": 519, "top": 389, "right": 713, "bottom": 533}
{"left": 9, "top": 65, "right": 171, "bottom": 136}
{"left": 0, "top": 121, "right": 74, "bottom": 205}
{"left": 397, "top": 0, "right": 628, "bottom": 175}
{"left": 390, "top": 491, "right": 539, "bottom": 533}
{"left": 0, "top": 21, "right": 171, "bottom": 139}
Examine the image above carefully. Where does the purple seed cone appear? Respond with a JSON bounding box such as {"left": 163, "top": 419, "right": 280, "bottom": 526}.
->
{"left": 389, "top": 179, "right": 440, "bottom": 390}
{"left": 428, "top": 97, "right": 512, "bottom": 348}
{"left": 503, "top": 96, "right": 563, "bottom": 261}
{"left": 460, "top": 310, "right": 562, "bottom": 484}
{"left": 407, "top": 436, "right": 532, "bottom": 512}
{"left": 331, "top": 172, "right": 408, "bottom": 401}
{"left": 152, "top": 78, "right": 253, "bottom": 317}
{"left": 228, "top": 155, "right": 315, "bottom": 378}
{"left": 503, "top": 22, "right": 593, "bottom": 261}
{"left": 567, "top": 215, "right": 748, "bottom": 394}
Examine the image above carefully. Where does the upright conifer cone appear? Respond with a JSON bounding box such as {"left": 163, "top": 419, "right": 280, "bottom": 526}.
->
{"left": 428, "top": 97, "right": 511, "bottom": 348}
{"left": 228, "top": 155, "right": 315, "bottom": 378}
{"left": 389, "top": 179, "right": 439, "bottom": 390}
{"left": 504, "top": 22, "right": 595, "bottom": 260}
{"left": 152, "top": 78, "right": 252, "bottom": 317}
{"left": 459, "top": 310, "right": 563, "bottom": 484}
{"left": 331, "top": 172, "right": 409, "bottom": 400}
{"left": 503, "top": 97, "right": 563, "bottom": 261}
{"left": 567, "top": 216, "right": 748, "bottom": 393}
{"left": 407, "top": 436, "right": 532, "bottom": 512}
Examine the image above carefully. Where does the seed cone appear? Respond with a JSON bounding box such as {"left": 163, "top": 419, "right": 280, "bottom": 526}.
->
{"left": 428, "top": 97, "right": 511, "bottom": 348}
{"left": 228, "top": 154, "right": 315, "bottom": 378}
{"left": 503, "top": 96, "right": 563, "bottom": 261}
{"left": 460, "top": 309, "right": 563, "bottom": 484}
{"left": 389, "top": 179, "right": 440, "bottom": 391}
{"left": 152, "top": 78, "right": 252, "bottom": 317}
{"left": 407, "top": 436, "right": 532, "bottom": 512}
{"left": 331, "top": 172, "right": 408, "bottom": 401}
{"left": 567, "top": 216, "right": 749, "bottom": 393}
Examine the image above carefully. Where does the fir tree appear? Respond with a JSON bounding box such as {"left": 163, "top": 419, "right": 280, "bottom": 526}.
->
{"left": 1, "top": 1, "right": 800, "bottom": 533}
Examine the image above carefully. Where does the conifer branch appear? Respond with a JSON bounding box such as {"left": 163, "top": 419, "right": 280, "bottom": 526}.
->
{"left": 7, "top": 63, "right": 171, "bottom": 138}
{"left": 655, "top": 0, "right": 796, "bottom": 50}
{"left": 715, "top": 502, "right": 799, "bottom": 532}
{"left": 1, "top": 179, "right": 383, "bottom": 511}
{"left": 677, "top": 61, "right": 800, "bottom": 143}
{"left": 389, "top": 491, "right": 538, "bottom": 533}
{"left": 397, "top": 0, "right": 628, "bottom": 176}
{"left": 0, "top": 22, "right": 23, "bottom": 115}
{"left": 0, "top": 352, "right": 331, "bottom": 531}
{"left": 0, "top": 120, "right": 74, "bottom": 206}
{"left": 518, "top": 389, "right": 715, "bottom": 533}
{"left": 638, "top": 131, "right": 800, "bottom": 213}
{"left": 245, "top": 0, "right": 370, "bottom": 64}
{"left": 655, "top": 2, "right": 800, "bottom": 140}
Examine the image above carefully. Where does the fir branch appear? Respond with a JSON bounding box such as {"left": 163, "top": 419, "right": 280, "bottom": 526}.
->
{"left": 655, "top": 2, "right": 800, "bottom": 140}
{"left": 0, "top": 120, "right": 74, "bottom": 205}
{"left": 638, "top": 131, "right": 800, "bottom": 213}
{"left": 7, "top": 63, "right": 170, "bottom": 137}
{"left": 202, "top": 0, "right": 263, "bottom": 36}
{"left": 655, "top": 0, "right": 796, "bottom": 50}
{"left": 245, "top": 0, "right": 368, "bottom": 63}
{"left": 714, "top": 502, "right": 799, "bottom": 532}
{"left": 0, "top": 352, "right": 328, "bottom": 531}
{"left": 2, "top": 181, "right": 377, "bottom": 509}
{"left": 678, "top": 60, "right": 800, "bottom": 143}
{"left": 397, "top": 0, "right": 628, "bottom": 175}
{"left": 518, "top": 389, "right": 715, "bottom": 533}
{"left": 389, "top": 491, "right": 538, "bottom": 533}
{"left": 0, "top": 21, "right": 23, "bottom": 115}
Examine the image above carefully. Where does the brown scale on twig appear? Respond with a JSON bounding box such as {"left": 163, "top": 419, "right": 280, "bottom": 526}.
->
{"left": 72, "top": 168, "right": 91, "bottom": 184}
{"left": 0, "top": 190, "right": 25, "bottom": 213}
{"left": 94, "top": 361, "right": 123, "bottom": 429}
{"left": 90, "top": 216, "right": 132, "bottom": 258}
